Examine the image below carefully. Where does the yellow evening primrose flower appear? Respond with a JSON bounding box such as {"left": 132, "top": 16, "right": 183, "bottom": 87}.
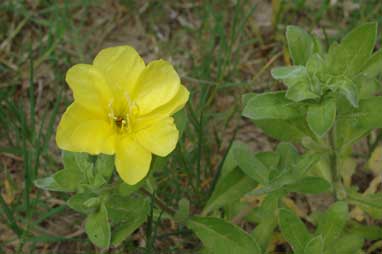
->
{"left": 56, "top": 46, "right": 189, "bottom": 185}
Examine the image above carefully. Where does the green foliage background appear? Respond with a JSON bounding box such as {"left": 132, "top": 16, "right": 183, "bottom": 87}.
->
{"left": 1, "top": 1, "right": 382, "bottom": 253}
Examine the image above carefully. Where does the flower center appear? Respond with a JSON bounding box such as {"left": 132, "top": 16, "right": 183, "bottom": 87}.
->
{"left": 114, "top": 115, "right": 127, "bottom": 129}
{"left": 108, "top": 94, "right": 139, "bottom": 134}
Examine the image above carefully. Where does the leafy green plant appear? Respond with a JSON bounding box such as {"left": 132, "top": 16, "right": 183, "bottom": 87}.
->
{"left": 34, "top": 22, "right": 382, "bottom": 253}
{"left": 188, "top": 22, "right": 382, "bottom": 253}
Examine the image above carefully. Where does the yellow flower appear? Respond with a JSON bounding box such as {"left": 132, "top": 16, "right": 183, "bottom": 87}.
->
{"left": 56, "top": 46, "right": 189, "bottom": 185}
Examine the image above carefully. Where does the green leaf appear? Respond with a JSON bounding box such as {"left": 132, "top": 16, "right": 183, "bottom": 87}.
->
{"left": 347, "top": 189, "right": 382, "bottom": 219}
{"left": 312, "top": 35, "right": 325, "bottom": 56}
{"left": 351, "top": 96, "right": 382, "bottom": 128}
{"left": 34, "top": 174, "right": 67, "bottom": 192}
{"left": 271, "top": 66, "right": 306, "bottom": 80}
{"left": 174, "top": 198, "right": 190, "bottom": 223}
{"left": 174, "top": 108, "right": 188, "bottom": 137}
{"left": 95, "top": 154, "right": 114, "bottom": 182}
{"left": 325, "top": 234, "right": 363, "bottom": 254}
{"left": 333, "top": 79, "right": 359, "bottom": 108}
{"left": 327, "top": 22, "right": 377, "bottom": 76}
{"left": 271, "top": 66, "right": 320, "bottom": 102}
{"left": 286, "top": 79, "right": 320, "bottom": 102}
{"left": 279, "top": 208, "right": 312, "bottom": 253}
{"left": 316, "top": 201, "right": 348, "bottom": 247}
{"left": 306, "top": 54, "right": 325, "bottom": 76}
{"left": 242, "top": 91, "right": 304, "bottom": 120}
{"left": 54, "top": 169, "right": 83, "bottom": 192}
{"left": 276, "top": 143, "right": 299, "bottom": 170}
{"left": 254, "top": 118, "right": 312, "bottom": 142}
{"left": 348, "top": 221, "right": 382, "bottom": 241}
{"left": 293, "top": 152, "right": 321, "bottom": 176}
{"left": 251, "top": 193, "right": 280, "bottom": 251}
{"left": 118, "top": 181, "right": 143, "bottom": 197}
{"left": 233, "top": 143, "right": 270, "bottom": 184}
{"left": 34, "top": 169, "right": 83, "bottom": 192}
{"left": 304, "top": 235, "right": 324, "bottom": 254}
{"left": 106, "top": 195, "right": 149, "bottom": 224}
{"left": 286, "top": 177, "right": 331, "bottom": 194}
{"left": 85, "top": 204, "right": 111, "bottom": 248}
{"left": 335, "top": 95, "right": 382, "bottom": 148}
{"left": 249, "top": 152, "right": 320, "bottom": 196}
{"left": 221, "top": 141, "right": 246, "bottom": 177}
{"left": 63, "top": 151, "right": 92, "bottom": 173}
{"left": 151, "top": 156, "right": 168, "bottom": 173}
{"left": 202, "top": 168, "right": 257, "bottom": 215}
{"left": 255, "top": 151, "right": 280, "bottom": 172}
{"left": 67, "top": 192, "right": 98, "bottom": 214}
{"left": 306, "top": 54, "right": 325, "bottom": 94}
{"left": 340, "top": 22, "right": 377, "bottom": 76}
{"left": 242, "top": 93, "right": 256, "bottom": 106}
{"left": 286, "top": 25, "right": 314, "bottom": 65}
{"left": 361, "top": 49, "right": 382, "bottom": 78}
{"left": 307, "top": 98, "right": 336, "bottom": 137}
{"left": 188, "top": 217, "right": 261, "bottom": 254}
{"left": 110, "top": 199, "right": 149, "bottom": 246}
{"left": 358, "top": 75, "right": 380, "bottom": 99}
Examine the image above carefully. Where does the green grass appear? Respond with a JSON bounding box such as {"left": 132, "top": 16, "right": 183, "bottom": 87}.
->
{"left": 1, "top": 0, "right": 382, "bottom": 253}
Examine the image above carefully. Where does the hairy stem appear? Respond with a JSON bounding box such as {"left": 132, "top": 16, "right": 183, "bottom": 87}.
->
{"left": 328, "top": 128, "right": 346, "bottom": 200}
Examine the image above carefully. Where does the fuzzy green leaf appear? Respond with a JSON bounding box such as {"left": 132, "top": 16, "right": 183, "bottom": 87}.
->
{"left": 95, "top": 154, "right": 114, "bottom": 182}
{"left": 286, "top": 25, "right": 314, "bottom": 65}
{"left": 67, "top": 192, "right": 98, "bottom": 214}
{"left": 325, "top": 234, "right": 364, "bottom": 254}
{"left": 202, "top": 168, "right": 257, "bottom": 215}
{"left": 286, "top": 176, "right": 331, "bottom": 194}
{"left": 276, "top": 143, "right": 299, "bottom": 170}
{"left": 361, "top": 49, "right": 382, "bottom": 78}
{"left": 254, "top": 118, "right": 312, "bottom": 143}
{"left": 271, "top": 66, "right": 306, "bottom": 80}
{"left": 316, "top": 202, "right": 348, "bottom": 247}
{"left": 233, "top": 143, "right": 270, "bottom": 184}
{"left": 304, "top": 235, "right": 324, "bottom": 254}
{"left": 174, "top": 198, "right": 190, "bottom": 223}
{"left": 243, "top": 91, "right": 304, "bottom": 120}
{"left": 110, "top": 199, "right": 149, "bottom": 246}
{"left": 340, "top": 22, "right": 377, "bottom": 75}
{"left": 34, "top": 174, "right": 67, "bottom": 192}
{"left": 174, "top": 108, "right": 188, "bottom": 137}
{"left": 221, "top": 141, "right": 248, "bottom": 177}
{"left": 327, "top": 22, "right": 377, "bottom": 76}
{"left": 279, "top": 208, "right": 312, "bottom": 253}
{"left": 348, "top": 189, "right": 382, "bottom": 219}
{"left": 272, "top": 66, "right": 319, "bottom": 102}
{"left": 336, "top": 96, "right": 382, "bottom": 148}
{"left": 53, "top": 169, "right": 83, "bottom": 192}
{"left": 307, "top": 98, "right": 336, "bottom": 137}
{"left": 63, "top": 151, "right": 92, "bottom": 173}
{"left": 251, "top": 193, "right": 280, "bottom": 251}
{"left": 188, "top": 217, "right": 261, "bottom": 254}
{"left": 85, "top": 204, "right": 111, "bottom": 248}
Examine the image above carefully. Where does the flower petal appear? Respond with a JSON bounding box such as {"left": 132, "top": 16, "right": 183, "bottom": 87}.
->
{"left": 135, "top": 117, "right": 179, "bottom": 157}
{"left": 132, "top": 60, "right": 180, "bottom": 115}
{"left": 56, "top": 103, "right": 116, "bottom": 154}
{"left": 66, "top": 64, "right": 112, "bottom": 114}
{"left": 136, "top": 85, "right": 189, "bottom": 127}
{"left": 115, "top": 136, "right": 152, "bottom": 185}
{"left": 93, "top": 45, "right": 145, "bottom": 95}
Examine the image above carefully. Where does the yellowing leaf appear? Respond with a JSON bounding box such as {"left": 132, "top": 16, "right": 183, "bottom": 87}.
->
{"left": 368, "top": 146, "right": 382, "bottom": 175}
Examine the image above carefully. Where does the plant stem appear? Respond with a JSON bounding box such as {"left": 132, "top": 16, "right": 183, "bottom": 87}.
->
{"left": 328, "top": 128, "right": 346, "bottom": 200}
{"left": 140, "top": 188, "right": 177, "bottom": 217}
